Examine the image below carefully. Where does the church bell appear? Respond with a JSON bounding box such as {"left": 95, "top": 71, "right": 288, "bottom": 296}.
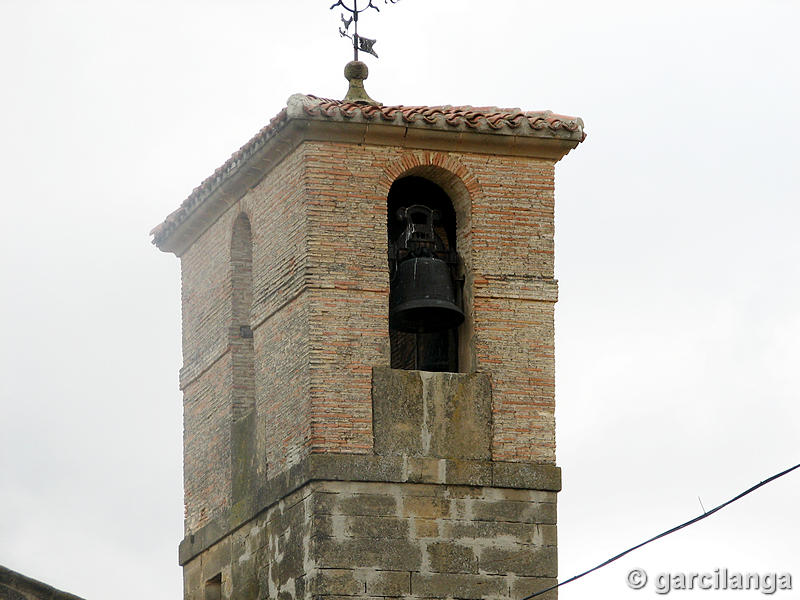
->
{"left": 389, "top": 205, "right": 464, "bottom": 333}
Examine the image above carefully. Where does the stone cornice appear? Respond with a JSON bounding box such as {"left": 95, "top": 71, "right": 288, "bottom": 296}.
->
{"left": 178, "top": 453, "right": 561, "bottom": 566}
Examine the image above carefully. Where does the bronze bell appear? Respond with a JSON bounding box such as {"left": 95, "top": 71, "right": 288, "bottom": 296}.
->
{"left": 389, "top": 205, "right": 464, "bottom": 333}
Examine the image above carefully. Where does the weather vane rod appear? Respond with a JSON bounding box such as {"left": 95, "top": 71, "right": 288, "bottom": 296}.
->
{"left": 331, "top": 0, "right": 400, "bottom": 61}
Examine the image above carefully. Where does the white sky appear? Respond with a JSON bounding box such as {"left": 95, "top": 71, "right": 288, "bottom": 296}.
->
{"left": 0, "top": 1, "right": 798, "bottom": 599}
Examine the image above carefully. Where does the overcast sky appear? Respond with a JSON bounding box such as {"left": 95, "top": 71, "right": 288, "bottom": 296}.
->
{"left": 1, "top": 1, "right": 798, "bottom": 599}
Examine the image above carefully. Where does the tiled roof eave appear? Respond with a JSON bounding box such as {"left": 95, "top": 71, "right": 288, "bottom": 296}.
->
{"left": 151, "top": 94, "right": 585, "bottom": 254}
{"left": 293, "top": 94, "right": 585, "bottom": 141}
{"left": 150, "top": 106, "right": 291, "bottom": 250}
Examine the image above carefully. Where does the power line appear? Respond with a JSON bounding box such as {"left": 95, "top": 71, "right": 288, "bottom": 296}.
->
{"left": 523, "top": 462, "right": 800, "bottom": 599}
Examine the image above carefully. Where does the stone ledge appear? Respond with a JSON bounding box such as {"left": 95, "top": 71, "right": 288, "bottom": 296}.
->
{"left": 178, "top": 453, "right": 560, "bottom": 566}
{"left": 372, "top": 368, "right": 493, "bottom": 460}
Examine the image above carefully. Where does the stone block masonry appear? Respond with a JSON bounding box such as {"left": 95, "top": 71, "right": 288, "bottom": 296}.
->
{"left": 183, "top": 480, "right": 558, "bottom": 600}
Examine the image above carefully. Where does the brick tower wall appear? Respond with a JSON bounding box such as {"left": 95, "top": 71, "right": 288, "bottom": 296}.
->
{"left": 178, "top": 141, "right": 558, "bottom": 535}
{"left": 179, "top": 147, "right": 312, "bottom": 533}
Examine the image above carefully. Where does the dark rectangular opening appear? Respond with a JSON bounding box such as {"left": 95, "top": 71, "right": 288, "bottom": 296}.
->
{"left": 204, "top": 573, "right": 222, "bottom": 600}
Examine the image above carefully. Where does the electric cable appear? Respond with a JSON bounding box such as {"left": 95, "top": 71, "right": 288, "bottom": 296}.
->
{"left": 522, "top": 462, "right": 800, "bottom": 599}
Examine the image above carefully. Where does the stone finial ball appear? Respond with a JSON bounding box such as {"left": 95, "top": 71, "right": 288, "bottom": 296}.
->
{"left": 344, "top": 60, "right": 369, "bottom": 81}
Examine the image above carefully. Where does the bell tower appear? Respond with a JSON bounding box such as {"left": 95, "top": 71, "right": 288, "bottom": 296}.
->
{"left": 153, "top": 62, "right": 584, "bottom": 600}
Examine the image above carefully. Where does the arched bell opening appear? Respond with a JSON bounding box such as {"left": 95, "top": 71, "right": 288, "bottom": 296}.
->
{"left": 388, "top": 176, "right": 463, "bottom": 372}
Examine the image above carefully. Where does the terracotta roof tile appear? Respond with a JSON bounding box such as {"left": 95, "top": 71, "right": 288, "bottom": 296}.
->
{"left": 302, "top": 97, "right": 584, "bottom": 137}
{"left": 151, "top": 95, "right": 584, "bottom": 248}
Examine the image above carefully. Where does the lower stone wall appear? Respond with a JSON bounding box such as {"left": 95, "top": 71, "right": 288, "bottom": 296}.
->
{"left": 183, "top": 480, "right": 557, "bottom": 600}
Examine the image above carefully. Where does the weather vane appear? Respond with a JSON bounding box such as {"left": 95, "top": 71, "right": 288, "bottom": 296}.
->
{"left": 330, "top": 0, "right": 400, "bottom": 61}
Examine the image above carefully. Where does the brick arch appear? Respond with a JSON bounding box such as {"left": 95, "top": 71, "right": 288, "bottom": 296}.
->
{"left": 379, "top": 152, "right": 482, "bottom": 266}
{"left": 379, "top": 151, "right": 483, "bottom": 200}
{"left": 380, "top": 152, "right": 480, "bottom": 373}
